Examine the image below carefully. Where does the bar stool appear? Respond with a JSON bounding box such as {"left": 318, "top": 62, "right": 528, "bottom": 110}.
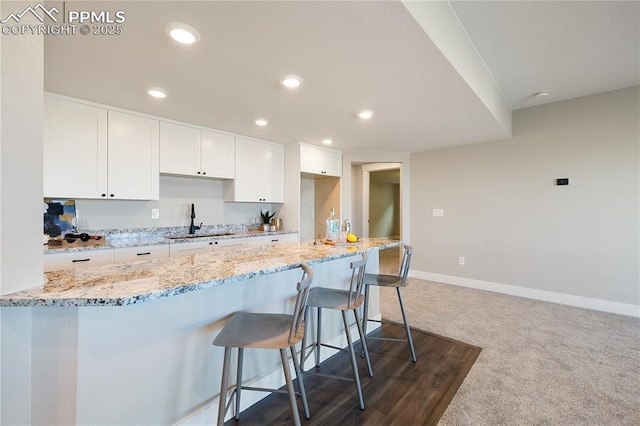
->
{"left": 363, "top": 245, "right": 417, "bottom": 363}
{"left": 300, "top": 254, "right": 373, "bottom": 410}
{"left": 212, "top": 265, "right": 313, "bottom": 426}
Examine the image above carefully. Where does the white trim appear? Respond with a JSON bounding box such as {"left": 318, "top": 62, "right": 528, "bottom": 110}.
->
{"left": 411, "top": 270, "right": 640, "bottom": 318}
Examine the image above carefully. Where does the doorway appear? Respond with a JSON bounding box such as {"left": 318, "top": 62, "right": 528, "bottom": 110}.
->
{"left": 362, "top": 163, "right": 402, "bottom": 273}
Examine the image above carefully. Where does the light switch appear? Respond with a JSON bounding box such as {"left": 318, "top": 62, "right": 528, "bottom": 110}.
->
{"left": 432, "top": 209, "right": 444, "bottom": 217}
{"left": 151, "top": 209, "right": 159, "bottom": 219}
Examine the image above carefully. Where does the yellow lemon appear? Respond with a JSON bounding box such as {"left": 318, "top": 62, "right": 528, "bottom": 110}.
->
{"left": 346, "top": 233, "right": 358, "bottom": 243}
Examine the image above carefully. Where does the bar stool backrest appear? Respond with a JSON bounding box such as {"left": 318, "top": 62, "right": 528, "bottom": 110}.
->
{"left": 289, "top": 264, "right": 314, "bottom": 344}
{"left": 399, "top": 245, "right": 414, "bottom": 286}
{"left": 346, "top": 253, "right": 368, "bottom": 309}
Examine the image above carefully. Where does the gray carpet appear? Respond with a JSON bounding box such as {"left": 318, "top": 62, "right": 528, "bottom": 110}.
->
{"left": 378, "top": 279, "right": 640, "bottom": 425}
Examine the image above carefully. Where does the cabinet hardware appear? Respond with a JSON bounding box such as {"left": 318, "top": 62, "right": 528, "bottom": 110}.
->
{"left": 72, "top": 258, "right": 91, "bottom": 263}
{"left": 101, "top": 193, "right": 106, "bottom": 197}
{"left": 197, "top": 171, "right": 201, "bottom": 174}
{"left": 110, "top": 194, "right": 115, "bottom": 197}
{"left": 136, "top": 252, "right": 151, "bottom": 256}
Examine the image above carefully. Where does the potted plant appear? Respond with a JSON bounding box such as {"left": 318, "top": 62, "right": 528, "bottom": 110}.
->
{"left": 260, "top": 210, "right": 275, "bottom": 231}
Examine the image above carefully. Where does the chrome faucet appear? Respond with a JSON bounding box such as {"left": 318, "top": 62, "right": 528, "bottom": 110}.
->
{"left": 189, "top": 203, "right": 202, "bottom": 234}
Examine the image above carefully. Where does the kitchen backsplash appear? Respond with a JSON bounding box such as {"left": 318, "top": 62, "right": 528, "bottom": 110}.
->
{"left": 59, "top": 175, "right": 281, "bottom": 231}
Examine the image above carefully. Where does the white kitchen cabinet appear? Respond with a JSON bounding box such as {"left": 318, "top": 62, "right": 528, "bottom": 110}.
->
{"left": 201, "top": 130, "right": 235, "bottom": 179}
{"left": 225, "top": 137, "right": 284, "bottom": 202}
{"left": 300, "top": 143, "right": 342, "bottom": 177}
{"left": 44, "top": 96, "right": 108, "bottom": 199}
{"left": 169, "top": 238, "right": 248, "bottom": 257}
{"left": 44, "top": 249, "right": 115, "bottom": 272}
{"left": 160, "top": 122, "right": 235, "bottom": 179}
{"left": 114, "top": 245, "right": 170, "bottom": 263}
{"left": 44, "top": 95, "right": 160, "bottom": 200}
{"left": 246, "top": 233, "right": 298, "bottom": 247}
{"left": 107, "top": 111, "right": 160, "bottom": 200}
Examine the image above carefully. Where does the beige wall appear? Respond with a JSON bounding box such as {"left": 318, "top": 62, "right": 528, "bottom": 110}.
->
{"left": 410, "top": 86, "right": 639, "bottom": 308}
{"left": 369, "top": 181, "right": 400, "bottom": 238}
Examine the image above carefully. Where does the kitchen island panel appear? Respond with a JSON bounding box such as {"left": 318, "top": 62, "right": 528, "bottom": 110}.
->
{"left": 27, "top": 255, "right": 379, "bottom": 425}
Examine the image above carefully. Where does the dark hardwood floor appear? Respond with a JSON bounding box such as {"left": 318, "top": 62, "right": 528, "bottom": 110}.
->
{"left": 224, "top": 323, "right": 481, "bottom": 425}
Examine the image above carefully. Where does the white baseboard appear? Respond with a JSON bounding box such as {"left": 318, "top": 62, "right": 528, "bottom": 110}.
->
{"left": 175, "top": 319, "right": 380, "bottom": 425}
{"left": 411, "top": 270, "right": 640, "bottom": 318}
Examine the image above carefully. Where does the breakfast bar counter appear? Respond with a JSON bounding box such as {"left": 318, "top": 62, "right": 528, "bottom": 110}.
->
{"left": 2, "top": 238, "right": 401, "bottom": 307}
{"left": 0, "top": 238, "right": 401, "bottom": 425}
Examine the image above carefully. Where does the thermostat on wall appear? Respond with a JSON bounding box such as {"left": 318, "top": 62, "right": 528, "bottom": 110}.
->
{"left": 556, "top": 178, "right": 569, "bottom": 186}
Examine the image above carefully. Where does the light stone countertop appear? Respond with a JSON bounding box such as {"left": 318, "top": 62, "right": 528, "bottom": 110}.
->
{"left": 5, "top": 238, "right": 402, "bottom": 307}
{"left": 43, "top": 230, "right": 298, "bottom": 253}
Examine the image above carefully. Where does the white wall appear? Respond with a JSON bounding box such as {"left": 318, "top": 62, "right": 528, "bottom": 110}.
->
{"left": 410, "top": 86, "right": 640, "bottom": 314}
{"left": 0, "top": 2, "right": 44, "bottom": 422}
{"left": 73, "top": 175, "right": 281, "bottom": 231}
{"left": 0, "top": 4, "right": 44, "bottom": 295}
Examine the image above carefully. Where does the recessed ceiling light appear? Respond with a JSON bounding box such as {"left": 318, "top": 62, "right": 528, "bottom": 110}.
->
{"left": 147, "top": 87, "right": 168, "bottom": 98}
{"left": 279, "top": 75, "right": 303, "bottom": 89}
{"left": 165, "top": 22, "right": 200, "bottom": 44}
{"left": 255, "top": 118, "right": 269, "bottom": 126}
{"left": 534, "top": 90, "right": 550, "bottom": 98}
{"left": 322, "top": 139, "right": 333, "bottom": 145}
{"left": 357, "top": 110, "right": 374, "bottom": 119}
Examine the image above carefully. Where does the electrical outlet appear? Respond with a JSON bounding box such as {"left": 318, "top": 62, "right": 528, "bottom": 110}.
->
{"left": 151, "top": 209, "right": 159, "bottom": 219}
{"left": 458, "top": 256, "right": 465, "bottom": 266}
{"left": 433, "top": 209, "right": 444, "bottom": 217}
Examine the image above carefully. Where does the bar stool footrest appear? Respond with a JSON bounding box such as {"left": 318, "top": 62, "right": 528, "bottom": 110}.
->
{"left": 366, "top": 318, "right": 407, "bottom": 329}
{"left": 242, "top": 385, "right": 303, "bottom": 398}
{"left": 304, "top": 370, "right": 355, "bottom": 382}
{"left": 365, "top": 336, "right": 406, "bottom": 342}
{"left": 320, "top": 342, "right": 349, "bottom": 352}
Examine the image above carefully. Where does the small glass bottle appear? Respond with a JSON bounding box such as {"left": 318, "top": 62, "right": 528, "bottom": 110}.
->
{"left": 325, "top": 208, "right": 340, "bottom": 241}
{"left": 344, "top": 219, "right": 351, "bottom": 235}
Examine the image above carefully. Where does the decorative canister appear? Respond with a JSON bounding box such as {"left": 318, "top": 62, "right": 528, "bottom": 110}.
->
{"left": 325, "top": 208, "right": 340, "bottom": 241}
{"left": 270, "top": 217, "right": 283, "bottom": 231}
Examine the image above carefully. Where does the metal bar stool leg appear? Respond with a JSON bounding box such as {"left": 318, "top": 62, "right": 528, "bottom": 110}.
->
{"left": 397, "top": 287, "right": 417, "bottom": 363}
{"left": 280, "top": 348, "right": 302, "bottom": 426}
{"left": 315, "top": 307, "right": 322, "bottom": 368}
{"left": 235, "top": 347, "right": 244, "bottom": 419}
{"left": 342, "top": 311, "right": 365, "bottom": 410}
{"left": 362, "top": 284, "right": 370, "bottom": 336}
{"left": 217, "top": 347, "right": 232, "bottom": 426}
{"left": 290, "top": 346, "right": 310, "bottom": 419}
{"left": 353, "top": 309, "right": 373, "bottom": 377}
{"left": 300, "top": 307, "right": 309, "bottom": 372}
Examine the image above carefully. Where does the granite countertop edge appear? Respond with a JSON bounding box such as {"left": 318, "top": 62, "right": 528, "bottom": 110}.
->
{"left": 5, "top": 239, "right": 402, "bottom": 307}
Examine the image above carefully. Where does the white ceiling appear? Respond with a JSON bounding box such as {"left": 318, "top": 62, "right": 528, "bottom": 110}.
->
{"left": 44, "top": 1, "right": 639, "bottom": 153}
{"left": 450, "top": 0, "right": 640, "bottom": 110}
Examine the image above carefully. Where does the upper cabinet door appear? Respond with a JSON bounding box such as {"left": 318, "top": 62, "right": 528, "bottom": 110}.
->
{"left": 232, "top": 138, "right": 260, "bottom": 201}
{"left": 44, "top": 97, "right": 108, "bottom": 198}
{"left": 107, "top": 111, "right": 159, "bottom": 200}
{"left": 159, "top": 122, "right": 201, "bottom": 176}
{"left": 300, "top": 144, "right": 342, "bottom": 177}
{"left": 226, "top": 137, "right": 284, "bottom": 202}
{"left": 261, "top": 142, "right": 284, "bottom": 201}
{"left": 201, "top": 130, "right": 235, "bottom": 179}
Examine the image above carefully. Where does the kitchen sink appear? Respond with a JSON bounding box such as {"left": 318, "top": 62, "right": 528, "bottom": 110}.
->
{"left": 166, "top": 233, "right": 237, "bottom": 239}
